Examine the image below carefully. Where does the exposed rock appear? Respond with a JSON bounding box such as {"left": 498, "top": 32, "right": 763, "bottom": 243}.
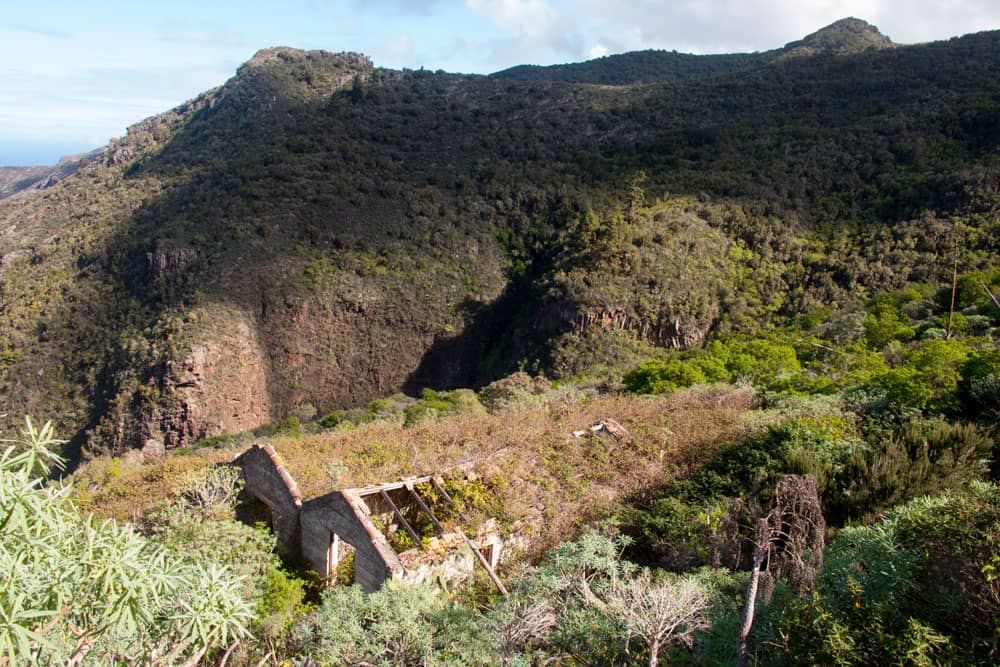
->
{"left": 566, "top": 306, "right": 710, "bottom": 349}
{"left": 781, "top": 17, "right": 895, "bottom": 60}
{"left": 105, "top": 145, "right": 135, "bottom": 168}
{"left": 141, "top": 437, "right": 165, "bottom": 459}
{"left": 147, "top": 240, "right": 197, "bottom": 283}
{"left": 158, "top": 311, "right": 271, "bottom": 447}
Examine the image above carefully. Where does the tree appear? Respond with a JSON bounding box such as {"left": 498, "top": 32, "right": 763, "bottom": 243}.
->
{"left": 582, "top": 571, "right": 710, "bottom": 667}
{"left": 737, "top": 474, "right": 825, "bottom": 667}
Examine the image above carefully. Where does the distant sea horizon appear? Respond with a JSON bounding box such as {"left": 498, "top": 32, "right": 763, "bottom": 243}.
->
{"left": 0, "top": 139, "right": 103, "bottom": 168}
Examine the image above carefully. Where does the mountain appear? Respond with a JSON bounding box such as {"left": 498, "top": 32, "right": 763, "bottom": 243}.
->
{"left": 490, "top": 18, "right": 893, "bottom": 84}
{"left": 1, "top": 21, "right": 998, "bottom": 462}
{"left": 780, "top": 17, "right": 895, "bottom": 59}
{"left": 0, "top": 151, "right": 98, "bottom": 200}
{"left": 491, "top": 49, "right": 770, "bottom": 85}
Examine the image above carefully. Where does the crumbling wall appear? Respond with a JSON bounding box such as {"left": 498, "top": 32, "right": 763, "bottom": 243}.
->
{"left": 401, "top": 530, "right": 504, "bottom": 589}
{"left": 300, "top": 491, "right": 404, "bottom": 592}
{"left": 235, "top": 443, "right": 303, "bottom": 553}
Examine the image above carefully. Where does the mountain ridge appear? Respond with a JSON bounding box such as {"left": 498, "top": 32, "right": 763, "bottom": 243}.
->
{"left": 0, "top": 22, "right": 997, "bottom": 461}
{"left": 491, "top": 17, "right": 895, "bottom": 84}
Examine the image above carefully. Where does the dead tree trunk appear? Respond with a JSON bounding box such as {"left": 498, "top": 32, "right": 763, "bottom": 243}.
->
{"left": 736, "top": 475, "right": 825, "bottom": 667}
{"left": 737, "top": 519, "right": 769, "bottom": 667}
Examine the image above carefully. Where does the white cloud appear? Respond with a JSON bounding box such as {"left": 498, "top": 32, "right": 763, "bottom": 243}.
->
{"left": 383, "top": 32, "right": 415, "bottom": 60}
{"left": 587, "top": 43, "right": 609, "bottom": 58}
{"left": 353, "top": 0, "right": 443, "bottom": 16}
{"left": 573, "top": 0, "right": 1000, "bottom": 54}
{"left": 466, "top": 0, "right": 560, "bottom": 40}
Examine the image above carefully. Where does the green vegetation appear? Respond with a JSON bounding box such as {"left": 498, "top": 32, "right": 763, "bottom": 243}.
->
{"left": 1, "top": 17, "right": 999, "bottom": 666}
{"left": 2, "top": 24, "right": 999, "bottom": 458}
{"left": 0, "top": 419, "right": 256, "bottom": 665}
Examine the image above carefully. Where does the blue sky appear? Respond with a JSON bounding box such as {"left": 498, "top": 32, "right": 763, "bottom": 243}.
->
{"left": 2, "top": 0, "right": 999, "bottom": 166}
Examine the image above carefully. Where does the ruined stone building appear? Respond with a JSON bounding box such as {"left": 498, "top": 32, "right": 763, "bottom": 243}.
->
{"left": 234, "top": 443, "right": 505, "bottom": 592}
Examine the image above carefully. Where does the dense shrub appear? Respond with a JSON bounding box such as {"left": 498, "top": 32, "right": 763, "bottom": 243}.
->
{"left": 0, "top": 419, "right": 255, "bottom": 665}
{"left": 871, "top": 339, "right": 971, "bottom": 413}
{"left": 838, "top": 419, "right": 993, "bottom": 523}
{"left": 403, "top": 388, "right": 487, "bottom": 427}
{"left": 789, "top": 483, "right": 1000, "bottom": 665}
{"left": 624, "top": 357, "right": 712, "bottom": 394}
{"left": 624, "top": 336, "right": 800, "bottom": 395}
{"left": 478, "top": 372, "right": 551, "bottom": 414}
{"left": 292, "top": 580, "right": 481, "bottom": 665}
{"left": 864, "top": 302, "right": 915, "bottom": 350}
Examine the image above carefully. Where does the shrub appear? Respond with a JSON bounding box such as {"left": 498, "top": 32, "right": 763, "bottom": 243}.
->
{"left": 840, "top": 419, "right": 993, "bottom": 523}
{"left": 871, "top": 339, "right": 971, "bottom": 413}
{"left": 256, "top": 566, "right": 311, "bottom": 652}
{"left": 969, "top": 375, "right": 1000, "bottom": 416}
{"left": 963, "top": 349, "right": 1000, "bottom": 384}
{"left": 478, "top": 372, "right": 551, "bottom": 413}
{"left": 0, "top": 418, "right": 255, "bottom": 665}
{"left": 292, "top": 580, "right": 482, "bottom": 665}
{"left": 711, "top": 337, "right": 801, "bottom": 387}
{"left": 624, "top": 357, "right": 708, "bottom": 394}
{"left": 278, "top": 416, "right": 301, "bottom": 437}
{"left": 791, "top": 484, "right": 1000, "bottom": 665}
{"left": 966, "top": 314, "right": 993, "bottom": 334}
{"left": 865, "top": 303, "right": 915, "bottom": 350}
{"left": 403, "top": 388, "right": 486, "bottom": 426}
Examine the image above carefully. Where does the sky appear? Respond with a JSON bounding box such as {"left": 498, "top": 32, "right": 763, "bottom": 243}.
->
{"left": 1, "top": 0, "right": 998, "bottom": 166}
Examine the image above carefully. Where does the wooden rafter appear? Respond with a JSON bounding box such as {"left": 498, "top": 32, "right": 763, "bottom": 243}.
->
{"left": 379, "top": 489, "right": 423, "bottom": 550}
{"left": 430, "top": 477, "right": 508, "bottom": 595}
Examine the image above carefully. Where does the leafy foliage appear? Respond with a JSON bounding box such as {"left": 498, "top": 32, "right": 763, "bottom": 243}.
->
{"left": 790, "top": 483, "right": 1000, "bottom": 664}
{"left": 0, "top": 418, "right": 254, "bottom": 665}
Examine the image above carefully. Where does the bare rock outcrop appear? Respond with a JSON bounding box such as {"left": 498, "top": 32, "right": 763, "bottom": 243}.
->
{"left": 567, "top": 306, "right": 711, "bottom": 349}
{"left": 160, "top": 311, "right": 272, "bottom": 448}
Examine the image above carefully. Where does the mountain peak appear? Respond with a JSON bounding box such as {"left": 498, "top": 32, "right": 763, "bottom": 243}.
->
{"left": 241, "top": 47, "right": 372, "bottom": 73}
{"left": 214, "top": 47, "right": 374, "bottom": 113}
{"left": 782, "top": 17, "right": 894, "bottom": 58}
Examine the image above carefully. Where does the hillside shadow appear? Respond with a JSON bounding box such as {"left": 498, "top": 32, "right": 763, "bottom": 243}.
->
{"left": 402, "top": 276, "right": 550, "bottom": 393}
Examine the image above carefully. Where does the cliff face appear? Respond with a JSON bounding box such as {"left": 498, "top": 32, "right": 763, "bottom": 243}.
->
{"left": 567, "top": 308, "right": 710, "bottom": 349}
{"left": 161, "top": 310, "right": 272, "bottom": 449}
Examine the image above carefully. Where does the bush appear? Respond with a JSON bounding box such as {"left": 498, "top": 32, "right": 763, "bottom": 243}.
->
{"left": 790, "top": 483, "right": 1000, "bottom": 665}
{"left": 864, "top": 303, "right": 915, "bottom": 350}
{"left": 624, "top": 335, "right": 803, "bottom": 396}
{"left": 871, "top": 339, "right": 970, "bottom": 413}
{"left": 839, "top": 419, "right": 993, "bottom": 523}
{"left": 278, "top": 416, "right": 301, "bottom": 437}
{"left": 292, "top": 580, "right": 483, "bottom": 665}
{"left": 256, "top": 566, "right": 311, "bottom": 653}
{"left": 0, "top": 418, "right": 255, "bottom": 665}
{"left": 969, "top": 375, "right": 1000, "bottom": 414}
{"left": 478, "top": 372, "right": 551, "bottom": 413}
{"left": 624, "top": 357, "right": 708, "bottom": 394}
{"left": 403, "top": 388, "right": 486, "bottom": 426}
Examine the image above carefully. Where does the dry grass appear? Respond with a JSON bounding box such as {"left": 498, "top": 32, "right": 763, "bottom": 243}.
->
{"left": 73, "top": 384, "right": 754, "bottom": 551}
{"left": 71, "top": 449, "right": 233, "bottom": 524}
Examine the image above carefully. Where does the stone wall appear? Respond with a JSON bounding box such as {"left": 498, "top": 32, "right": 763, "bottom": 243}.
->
{"left": 235, "top": 444, "right": 302, "bottom": 553}
{"left": 236, "top": 445, "right": 506, "bottom": 593}
{"left": 300, "top": 491, "right": 403, "bottom": 592}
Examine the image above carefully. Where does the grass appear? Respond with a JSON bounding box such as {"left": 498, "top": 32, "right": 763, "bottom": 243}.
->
{"left": 73, "top": 383, "right": 754, "bottom": 553}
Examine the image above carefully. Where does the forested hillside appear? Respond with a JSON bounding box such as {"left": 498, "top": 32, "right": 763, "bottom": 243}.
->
{"left": 1, "top": 20, "right": 997, "bottom": 461}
